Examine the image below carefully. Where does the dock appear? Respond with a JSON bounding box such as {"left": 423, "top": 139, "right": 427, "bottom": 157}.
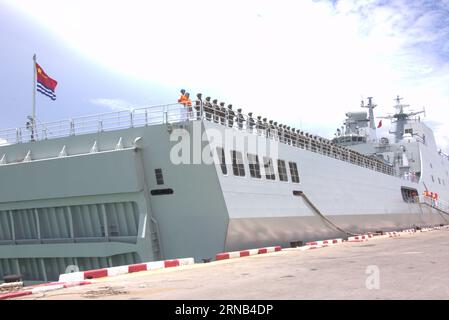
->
{"left": 7, "top": 226, "right": 449, "bottom": 300}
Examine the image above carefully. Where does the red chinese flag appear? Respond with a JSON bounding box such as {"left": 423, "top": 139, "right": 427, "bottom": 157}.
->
{"left": 36, "top": 63, "right": 57, "bottom": 90}
{"left": 36, "top": 63, "right": 57, "bottom": 100}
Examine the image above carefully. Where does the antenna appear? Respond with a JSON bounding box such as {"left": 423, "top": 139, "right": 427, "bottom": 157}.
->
{"left": 361, "top": 96, "right": 377, "bottom": 130}
{"left": 393, "top": 94, "right": 410, "bottom": 115}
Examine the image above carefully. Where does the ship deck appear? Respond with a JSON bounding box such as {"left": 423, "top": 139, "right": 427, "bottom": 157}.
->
{"left": 0, "top": 102, "right": 404, "bottom": 178}
{"left": 13, "top": 226, "right": 449, "bottom": 300}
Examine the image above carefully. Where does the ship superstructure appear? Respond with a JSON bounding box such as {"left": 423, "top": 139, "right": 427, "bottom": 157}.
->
{"left": 0, "top": 97, "right": 448, "bottom": 283}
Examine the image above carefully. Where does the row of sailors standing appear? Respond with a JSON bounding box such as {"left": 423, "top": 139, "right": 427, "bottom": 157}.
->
{"left": 177, "top": 91, "right": 392, "bottom": 174}
{"left": 178, "top": 90, "right": 334, "bottom": 147}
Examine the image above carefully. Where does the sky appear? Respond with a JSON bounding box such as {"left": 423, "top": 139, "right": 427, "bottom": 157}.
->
{"left": 1, "top": 0, "right": 449, "bottom": 150}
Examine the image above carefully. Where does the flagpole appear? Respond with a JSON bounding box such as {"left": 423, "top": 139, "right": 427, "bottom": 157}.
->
{"left": 32, "top": 54, "right": 36, "bottom": 141}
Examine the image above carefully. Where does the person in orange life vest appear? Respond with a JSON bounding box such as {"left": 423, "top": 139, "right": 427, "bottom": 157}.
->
{"left": 423, "top": 190, "right": 432, "bottom": 205}
{"left": 178, "top": 89, "right": 187, "bottom": 104}
{"left": 433, "top": 192, "right": 439, "bottom": 206}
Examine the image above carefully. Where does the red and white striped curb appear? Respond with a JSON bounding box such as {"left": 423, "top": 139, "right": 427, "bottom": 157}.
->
{"left": 216, "top": 246, "right": 281, "bottom": 261}
{"left": 294, "top": 225, "right": 449, "bottom": 251}
{"left": 305, "top": 238, "right": 343, "bottom": 248}
{"left": 58, "top": 257, "right": 195, "bottom": 282}
{"left": 0, "top": 281, "right": 91, "bottom": 300}
{"left": 400, "top": 229, "right": 416, "bottom": 234}
{"left": 385, "top": 231, "right": 401, "bottom": 237}
{"left": 346, "top": 234, "right": 374, "bottom": 242}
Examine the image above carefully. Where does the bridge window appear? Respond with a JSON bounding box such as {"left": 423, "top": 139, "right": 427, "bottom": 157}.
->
{"left": 231, "top": 150, "right": 245, "bottom": 177}
{"left": 277, "top": 160, "right": 288, "bottom": 182}
{"left": 263, "top": 157, "right": 276, "bottom": 180}
{"left": 247, "top": 153, "right": 261, "bottom": 179}
{"left": 216, "top": 147, "right": 227, "bottom": 175}
{"left": 289, "top": 161, "right": 300, "bottom": 183}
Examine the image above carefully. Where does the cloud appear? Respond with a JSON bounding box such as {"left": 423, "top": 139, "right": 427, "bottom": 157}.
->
{"left": 89, "top": 98, "right": 135, "bottom": 111}
{"left": 325, "top": 0, "right": 449, "bottom": 149}
{"left": 8, "top": 0, "right": 449, "bottom": 151}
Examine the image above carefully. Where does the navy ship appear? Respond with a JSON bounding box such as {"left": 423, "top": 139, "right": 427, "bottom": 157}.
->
{"left": 0, "top": 95, "right": 448, "bottom": 283}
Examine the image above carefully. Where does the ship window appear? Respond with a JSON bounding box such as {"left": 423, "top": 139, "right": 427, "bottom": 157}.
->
{"left": 150, "top": 188, "right": 174, "bottom": 195}
{"left": 155, "top": 169, "right": 164, "bottom": 185}
{"left": 431, "top": 175, "right": 435, "bottom": 182}
{"left": 231, "top": 150, "right": 245, "bottom": 177}
{"left": 277, "top": 160, "right": 288, "bottom": 182}
{"left": 401, "top": 187, "right": 418, "bottom": 203}
{"left": 289, "top": 161, "right": 300, "bottom": 183}
{"left": 247, "top": 153, "right": 261, "bottom": 179}
{"left": 216, "top": 147, "right": 227, "bottom": 175}
{"left": 438, "top": 178, "right": 441, "bottom": 184}
{"left": 263, "top": 157, "right": 276, "bottom": 180}
{"left": 405, "top": 128, "right": 413, "bottom": 134}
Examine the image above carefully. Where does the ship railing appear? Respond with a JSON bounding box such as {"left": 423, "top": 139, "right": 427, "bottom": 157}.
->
{"left": 0, "top": 102, "right": 403, "bottom": 179}
{"left": 402, "top": 172, "right": 419, "bottom": 183}
{"left": 0, "top": 128, "right": 18, "bottom": 146}
{"left": 200, "top": 108, "right": 400, "bottom": 178}
{"left": 0, "top": 103, "right": 191, "bottom": 145}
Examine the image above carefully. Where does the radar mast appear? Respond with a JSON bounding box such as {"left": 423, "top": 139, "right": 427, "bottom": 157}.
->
{"left": 377, "top": 95, "right": 425, "bottom": 143}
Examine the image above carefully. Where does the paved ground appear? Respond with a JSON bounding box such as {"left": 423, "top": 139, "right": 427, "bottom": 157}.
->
{"left": 15, "top": 229, "right": 449, "bottom": 300}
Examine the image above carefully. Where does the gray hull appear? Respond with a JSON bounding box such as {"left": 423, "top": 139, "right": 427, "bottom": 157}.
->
{"left": 0, "top": 113, "right": 448, "bottom": 283}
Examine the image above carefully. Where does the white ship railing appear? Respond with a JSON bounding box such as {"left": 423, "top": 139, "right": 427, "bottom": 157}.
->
{"left": 0, "top": 101, "right": 405, "bottom": 178}
{"left": 0, "top": 103, "right": 187, "bottom": 144}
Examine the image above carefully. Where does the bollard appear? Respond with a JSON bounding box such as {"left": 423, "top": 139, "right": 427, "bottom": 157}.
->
{"left": 290, "top": 241, "right": 303, "bottom": 248}
{"left": 3, "top": 274, "right": 22, "bottom": 283}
